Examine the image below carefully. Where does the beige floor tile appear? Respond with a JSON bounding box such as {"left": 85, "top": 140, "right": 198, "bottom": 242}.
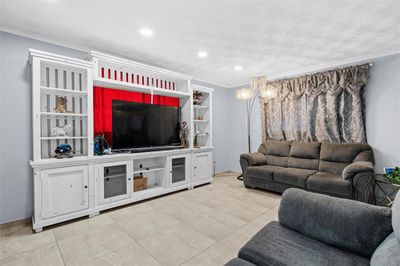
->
{"left": 83, "top": 242, "right": 161, "bottom": 266}
{"left": 0, "top": 243, "right": 64, "bottom": 266}
{"left": 0, "top": 219, "right": 31, "bottom": 237}
{"left": 183, "top": 211, "right": 247, "bottom": 241}
{"left": 219, "top": 206, "right": 279, "bottom": 252}
{"left": 138, "top": 223, "right": 216, "bottom": 265}
{"left": 106, "top": 201, "right": 155, "bottom": 221}
{"left": 0, "top": 230, "right": 56, "bottom": 260}
{"left": 57, "top": 224, "right": 135, "bottom": 265}
{"left": 181, "top": 242, "right": 236, "bottom": 266}
{"left": 115, "top": 211, "right": 180, "bottom": 240}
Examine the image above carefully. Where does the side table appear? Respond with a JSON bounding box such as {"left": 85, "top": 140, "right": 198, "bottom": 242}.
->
{"left": 374, "top": 174, "right": 400, "bottom": 206}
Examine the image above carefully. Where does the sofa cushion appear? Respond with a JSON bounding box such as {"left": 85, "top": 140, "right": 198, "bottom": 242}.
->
{"left": 264, "top": 140, "right": 292, "bottom": 157}
{"left": 247, "top": 165, "right": 284, "bottom": 181}
{"left": 288, "top": 157, "right": 319, "bottom": 170}
{"left": 371, "top": 233, "right": 400, "bottom": 266}
{"left": 238, "top": 221, "right": 369, "bottom": 266}
{"left": 265, "top": 155, "right": 289, "bottom": 167}
{"left": 224, "top": 258, "right": 256, "bottom": 266}
{"left": 307, "top": 172, "right": 352, "bottom": 197}
{"left": 320, "top": 142, "right": 372, "bottom": 163}
{"left": 319, "top": 160, "right": 349, "bottom": 175}
{"left": 290, "top": 141, "right": 321, "bottom": 159}
{"left": 274, "top": 168, "right": 317, "bottom": 188}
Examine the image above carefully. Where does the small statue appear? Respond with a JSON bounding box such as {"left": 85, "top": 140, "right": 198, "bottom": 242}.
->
{"left": 54, "top": 96, "right": 69, "bottom": 113}
{"left": 94, "top": 134, "right": 111, "bottom": 155}
{"left": 55, "top": 143, "right": 73, "bottom": 159}
{"left": 51, "top": 124, "right": 72, "bottom": 137}
{"left": 193, "top": 91, "right": 204, "bottom": 105}
{"left": 194, "top": 131, "right": 200, "bottom": 148}
{"left": 180, "top": 121, "right": 189, "bottom": 148}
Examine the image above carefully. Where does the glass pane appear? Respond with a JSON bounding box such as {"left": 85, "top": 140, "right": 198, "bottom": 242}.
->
{"left": 104, "top": 165, "right": 127, "bottom": 198}
{"left": 172, "top": 158, "right": 185, "bottom": 183}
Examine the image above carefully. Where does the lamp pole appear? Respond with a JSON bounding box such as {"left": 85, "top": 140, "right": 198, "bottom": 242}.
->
{"left": 235, "top": 76, "right": 267, "bottom": 180}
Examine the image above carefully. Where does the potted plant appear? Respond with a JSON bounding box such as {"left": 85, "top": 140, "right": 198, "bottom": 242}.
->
{"left": 384, "top": 167, "right": 400, "bottom": 185}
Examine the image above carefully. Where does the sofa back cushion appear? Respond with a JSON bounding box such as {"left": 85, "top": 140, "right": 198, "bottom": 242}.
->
{"left": 288, "top": 142, "right": 321, "bottom": 170}
{"left": 258, "top": 141, "right": 292, "bottom": 167}
{"left": 319, "top": 142, "right": 373, "bottom": 174}
{"left": 279, "top": 189, "right": 393, "bottom": 258}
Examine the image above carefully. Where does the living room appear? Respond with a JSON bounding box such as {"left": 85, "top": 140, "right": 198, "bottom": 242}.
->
{"left": 0, "top": 1, "right": 399, "bottom": 265}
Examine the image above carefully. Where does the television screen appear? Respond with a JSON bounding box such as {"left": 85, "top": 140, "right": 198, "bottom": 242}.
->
{"left": 112, "top": 100, "right": 181, "bottom": 150}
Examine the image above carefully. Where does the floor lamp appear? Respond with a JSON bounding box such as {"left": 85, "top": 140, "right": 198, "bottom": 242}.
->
{"left": 235, "top": 76, "right": 274, "bottom": 180}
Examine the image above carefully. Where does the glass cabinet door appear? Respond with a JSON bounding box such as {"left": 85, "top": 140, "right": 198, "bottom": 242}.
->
{"left": 104, "top": 165, "right": 127, "bottom": 199}
{"left": 171, "top": 157, "right": 186, "bottom": 185}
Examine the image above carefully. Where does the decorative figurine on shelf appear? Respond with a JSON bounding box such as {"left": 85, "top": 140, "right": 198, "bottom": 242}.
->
{"left": 54, "top": 96, "right": 69, "bottom": 113}
{"left": 194, "top": 131, "right": 200, "bottom": 148}
{"left": 193, "top": 91, "right": 204, "bottom": 105}
{"left": 55, "top": 143, "right": 73, "bottom": 159}
{"left": 94, "top": 134, "right": 111, "bottom": 155}
{"left": 180, "top": 121, "right": 189, "bottom": 148}
{"left": 51, "top": 124, "right": 72, "bottom": 137}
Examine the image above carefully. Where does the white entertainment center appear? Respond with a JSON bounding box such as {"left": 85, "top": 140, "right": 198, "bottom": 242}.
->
{"left": 29, "top": 49, "right": 214, "bottom": 232}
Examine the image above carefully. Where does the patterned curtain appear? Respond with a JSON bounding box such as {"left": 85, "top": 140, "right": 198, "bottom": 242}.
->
{"left": 260, "top": 64, "right": 370, "bottom": 143}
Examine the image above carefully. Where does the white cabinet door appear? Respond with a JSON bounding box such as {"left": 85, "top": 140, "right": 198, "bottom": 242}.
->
{"left": 168, "top": 154, "right": 189, "bottom": 187}
{"left": 41, "top": 166, "right": 89, "bottom": 219}
{"left": 98, "top": 161, "right": 132, "bottom": 204}
{"left": 193, "top": 152, "right": 212, "bottom": 182}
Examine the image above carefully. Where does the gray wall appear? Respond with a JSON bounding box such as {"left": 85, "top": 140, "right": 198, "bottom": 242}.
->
{"left": 226, "top": 54, "right": 400, "bottom": 172}
{"left": 365, "top": 54, "right": 400, "bottom": 172}
{"left": 0, "top": 31, "right": 232, "bottom": 224}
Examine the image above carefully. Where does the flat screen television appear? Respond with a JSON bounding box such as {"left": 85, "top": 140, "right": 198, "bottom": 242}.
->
{"left": 112, "top": 100, "right": 181, "bottom": 150}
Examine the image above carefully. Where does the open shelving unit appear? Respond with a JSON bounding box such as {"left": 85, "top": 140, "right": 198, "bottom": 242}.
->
{"left": 192, "top": 85, "right": 213, "bottom": 149}
{"left": 30, "top": 49, "right": 94, "bottom": 161}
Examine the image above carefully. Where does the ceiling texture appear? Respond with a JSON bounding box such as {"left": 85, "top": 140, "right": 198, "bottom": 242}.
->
{"left": 1, "top": 0, "right": 399, "bottom": 87}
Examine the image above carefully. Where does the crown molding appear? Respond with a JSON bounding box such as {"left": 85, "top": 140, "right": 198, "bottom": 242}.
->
{"left": 0, "top": 26, "right": 91, "bottom": 53}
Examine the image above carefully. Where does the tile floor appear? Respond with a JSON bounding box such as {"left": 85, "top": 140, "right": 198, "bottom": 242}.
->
{"left": 0, "top": 172, "right": 281, "bottom": 266}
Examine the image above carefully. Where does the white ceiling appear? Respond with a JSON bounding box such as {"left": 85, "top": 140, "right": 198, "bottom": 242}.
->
{"left": 1, "top": 0, "right": 399, "bottom": 87}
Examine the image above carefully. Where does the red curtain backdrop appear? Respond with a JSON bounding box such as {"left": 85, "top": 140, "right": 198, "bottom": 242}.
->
{"left": 93, "top": 86, "right": 180, "bottom": 145}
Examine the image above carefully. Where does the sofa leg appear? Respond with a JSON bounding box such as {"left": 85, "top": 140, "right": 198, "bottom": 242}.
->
{"left": 245, "top": 184, "right": 253, "bottom": 189}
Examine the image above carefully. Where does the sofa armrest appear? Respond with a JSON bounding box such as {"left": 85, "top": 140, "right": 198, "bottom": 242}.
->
{"left": 240, "top": 152, "right": 268, "bottom": 166}
{"left": 342, "top": 161, "right": 374, "bottom": 181}
{"left": 278, "top": 188, "right": 392, "bottom": 258}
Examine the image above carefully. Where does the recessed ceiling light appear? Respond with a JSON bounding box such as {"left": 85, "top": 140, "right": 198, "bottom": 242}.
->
{"left": 234, "top": 66, "right": 243, "bottom": 71}
{"left": 140, "top": 28, "right": 153, "bottom": 36}
{"left": 197, "top": 51, "right": 208, "bottom": 58}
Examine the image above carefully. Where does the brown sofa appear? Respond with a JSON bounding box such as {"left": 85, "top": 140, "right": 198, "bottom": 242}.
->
{"left": 240, "top": 141, "right": 375, "bottom": 203}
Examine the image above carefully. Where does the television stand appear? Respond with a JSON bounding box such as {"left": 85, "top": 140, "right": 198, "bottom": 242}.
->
{"left": 123, "top": 146, "right": 185, "bottom": 153}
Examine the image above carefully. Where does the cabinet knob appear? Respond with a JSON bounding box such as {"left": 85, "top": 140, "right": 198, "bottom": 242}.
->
{"left": 84, "top": 185, "right": 88, "bottom": 189}
{"left": 128, "top": 178, "right": 131, "bottom": 181}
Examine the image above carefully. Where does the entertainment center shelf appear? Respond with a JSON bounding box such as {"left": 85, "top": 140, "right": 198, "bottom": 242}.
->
{"left": 30, "top": 49, "right": 214, "bottom": 232}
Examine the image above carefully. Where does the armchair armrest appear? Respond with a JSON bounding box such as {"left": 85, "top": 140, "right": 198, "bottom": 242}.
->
{"left": 240, "top": 152, "right": 268, "bottom": 166}
{"left": 278, "top": 188, "right": 392, "bottom": 258}
{"left": 342, "top": 161, "right": 374, "bottom": 181}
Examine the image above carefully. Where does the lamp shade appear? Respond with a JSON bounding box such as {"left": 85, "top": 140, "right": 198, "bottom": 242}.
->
{"left": 260, "top": 85, "right": 277, "bottom": 99}
{"left": 235, "top": 88, "right": 253, "bottom": 100}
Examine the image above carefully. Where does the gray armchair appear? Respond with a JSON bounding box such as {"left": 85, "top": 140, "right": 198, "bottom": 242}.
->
{"left": 226, "top": 188, "right": 400, "bottom": 266}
